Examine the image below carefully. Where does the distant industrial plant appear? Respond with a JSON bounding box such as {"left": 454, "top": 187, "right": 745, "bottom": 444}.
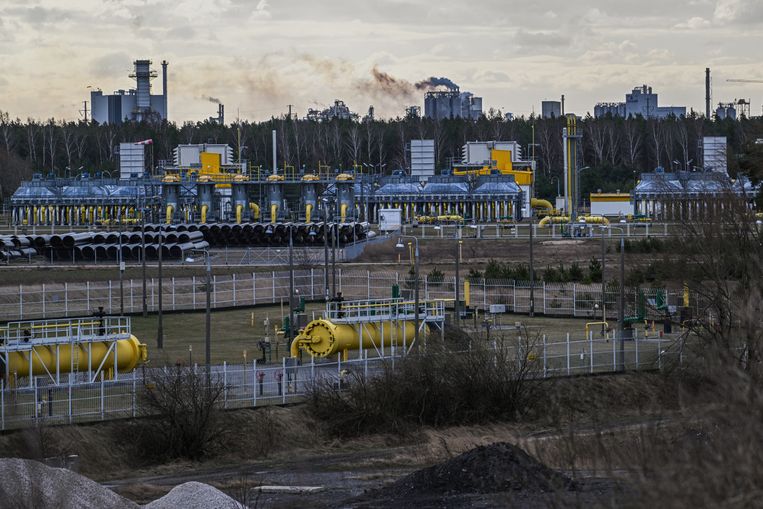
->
{"left": 594, "top": 85, "right": 686, "bottom": 119}
{"left": 90, "top": 59, "right": 168, "bottom": 124}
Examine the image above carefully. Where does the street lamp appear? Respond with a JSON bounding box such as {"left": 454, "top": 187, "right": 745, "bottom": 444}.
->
{"left": 395, "top": 235, "right": 420, "bottom": 349}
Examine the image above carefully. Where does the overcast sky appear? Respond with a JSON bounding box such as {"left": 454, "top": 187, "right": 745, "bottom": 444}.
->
{"left": 2, "top": 0, "right": 763, "bottom": 122}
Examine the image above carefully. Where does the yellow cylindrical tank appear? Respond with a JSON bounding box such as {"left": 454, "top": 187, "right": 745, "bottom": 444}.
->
{"left": 5, "top": 335, "right": 148, "bottom": 378}
{"left": 290, "top": 319, "right": 415, "bottom": 358}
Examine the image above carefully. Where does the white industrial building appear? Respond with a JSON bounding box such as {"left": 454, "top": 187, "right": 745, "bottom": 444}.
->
{"left": 408, "top": 139, "right": 436, "bottom": 180}
{"left": 594, "top": 85, "right": 685, "bottom": 119}
{"left": 91, "top": 59, "right": 168, "bottom": 124}
{"left": 702, "top": 136, "right": 727, "bottom": 174}
{"left": 173, "top": 144, "right": 235, "bottom": 167}
{"left": 118, "top": 143, "right": 146, "bottom": 179}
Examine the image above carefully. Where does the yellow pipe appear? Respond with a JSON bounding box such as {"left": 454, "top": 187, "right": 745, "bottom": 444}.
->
{"left": 5, "top": 335, "right": 148, "bottom": 378}
{"left": 577, "top": 215, "right": 610, "bottom": 225}
{"left": 305, "top": 203, "right": 314, "bottom": 223}
{"left": 531, "top": 198, "right": 554, "bottom": 214}
{"left": 235, "top": 204, "right": 244, "bottom": 224}
{"left": 340, "top": 203, "right": 348, "bottom": 223}
{"left": 539, "top": 215, "right": 571, "bottom": 227}
{"left": 250, "top": 203, "right": 260, "bottom": 220}
{"left": 290, "top": 318, "right": 416, "bottom": 358}
{"left": 165, "top": 204, "right": 174, "bottom": 224}
{"left": 585, "top": 322, "right": 609, "bottom": 337}
{"left": 464, "top": 280, "right": 471, "bottom": 308}
{"left": 270, "top": 204, "right": 278, "bottom": 224}
{"left": 201, "top": 204, "right": 209, "bottom": 224}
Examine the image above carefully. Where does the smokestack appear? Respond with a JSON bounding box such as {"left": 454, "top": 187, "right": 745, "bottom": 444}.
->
{"left": 161, "top": 60, "right": 168, "bottom": 119}
{"left": 218, "top": 104, "right": 224, "bottom": 125}
{"left": 561, "top": 94, "right": 565, "bottom": 116}
{"left": 272, "top": 130, "right": 277, "bottom": 174}
{"left": 705, "top": 67, "right": 711, "bottom": 119}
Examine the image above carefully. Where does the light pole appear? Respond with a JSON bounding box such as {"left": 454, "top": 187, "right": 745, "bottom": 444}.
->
{"left": 529, "top": 211, "right": 535, "bottom": 317}
{"left": 604, "top": 225, "right": 626, "bottom": 370}
{"left": 157, "top": 224, "right": 164, "bottom": 350}
{"left": 141, "top": 205, "right": 148, "bottom": 318}
{"left": 395, "top": 235, "right": 419, "bottom": 349}
{"left": 600, "top": 225, "right": 607, "bottom": 324}
{"left": 288, "top": 224, "right": 295, "bottom": 344}
{"left": 205, "top": 249, "right": 211, "bottom": 383}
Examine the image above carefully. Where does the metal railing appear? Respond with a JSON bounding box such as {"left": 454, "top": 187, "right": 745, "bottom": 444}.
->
{"left": 0, "top": 332, "right": 682, "bottom": 431}
{"left": 0, "top": 270, "right": 698, "bottom": 323}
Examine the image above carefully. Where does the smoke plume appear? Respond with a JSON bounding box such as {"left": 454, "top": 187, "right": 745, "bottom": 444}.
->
{"left": 203, "top": 95, "right": 222, "bottom": 104}
{"left": 415, "top": 76, "right": 459, "bottom": 91}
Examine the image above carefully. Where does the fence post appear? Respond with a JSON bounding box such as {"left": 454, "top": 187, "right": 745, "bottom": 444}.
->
{"left": 252, "top": 273, "right": 257, "bottom": 305}
{"left": 635, "top": 334, "right": 639, "bottom": 369}
{"left": 100, "top": 372, "right": 105, "bottom": 420}
{"left": 252, "top": 360, "right": 258, "bottom": 406}
{"left": 657, "top": 336, "right": 662, "bottom": 370}
{"left": 589, "top": 330, "right": 594, "bottom": 373}
{"left": 543, "top": 282, "right": 546, "bottom": 315}
{"left": 1, "top": 380, "right": 4, "bottom": 431}
{"left": 172, "top": 277, "right": 176, "bottom": 310}
{"left": 572, "top": 283, "right": 577, "bottom": 317}
{"left": 68, "top": 373, "right": 73, "bottom": 424}
{"left": 223, "top": 362, "right": 228, "bottom": 409}
{"left": 87, "top": 281, "right": 91, "bottom": 312}
{"left": 311, "top": 269, "right": 315, "bottom": 299}
{"left": 367, "top": 270, "right": 371, "bottom": 299}
{"left": 566, "top": 333, "right": 570, "bottom": 375}
{"left": 132, "top": 370, "right": 137, "bottom": 418}
{"left": 33, "top": 378, "right": 38, "bottom": 420}
{"left": 512, "top": 280, "right": 516, "bottom": 312}
{"left": 19, "top": 284, "right": 23, "bottom": 319}
{"left": 192, "top": 276, "right": 197, "bottom": 309}
{"left": 612, "top": 331, "right": 617, "bottom": 372}
{"left": 108, "top": 281, "right": 112, "bottom": 314}
{"left": 272, "top": 271, "right": 276, "bottom": 303}
{"left": 483, "top": 278, "right": 487, "bottom": 310}
{"left": 65, "top": 282, "right": 68, "bottom": 316}
{"left": 339, "top": 268, "right": 343, "bottom": 293}
{"left": 542, "top": 334, "right": 547, "bottom": 378}
{"left": 151, "top": 278, "right": 155, "bottom": 310}
{"left": 337, "top": 353, "right": 342, "bottom": 390}
{"left": 42, "top": 283, "right": 46, "bottom": 318}
{"left": 213, "top": 275, "right": 217, "bottom": 307}
{"left": 282, "top": 357, "right": 287, "bottom": 404}
{"left": 232, "top": 274, "right": 237, "bottom": 307}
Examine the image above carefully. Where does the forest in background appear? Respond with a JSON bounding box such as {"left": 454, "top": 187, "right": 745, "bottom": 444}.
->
{"left": 1, "top": 110, "right": 762, "bottom": 203}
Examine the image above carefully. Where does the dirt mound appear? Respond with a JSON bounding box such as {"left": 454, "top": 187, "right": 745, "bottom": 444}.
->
{"left": 386, "top": 442, "right": 573, "bottom": 498}
{"left": 0, "top": 458, "right": 138, "bottom": 509}
{"left": 144, "top": 481, "right": 243, "bottom": 509}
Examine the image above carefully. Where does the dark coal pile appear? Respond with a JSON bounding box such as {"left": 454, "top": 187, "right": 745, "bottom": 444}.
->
{"left": 390, "top": 442, "right": 574, "bottom": 498}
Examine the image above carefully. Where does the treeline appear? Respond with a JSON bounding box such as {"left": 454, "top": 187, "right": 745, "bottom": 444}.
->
{"left": 1, "top": 110, "right": 762, "bottom": 201}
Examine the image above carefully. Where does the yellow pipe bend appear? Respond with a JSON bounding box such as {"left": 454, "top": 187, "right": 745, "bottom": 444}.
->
{"left": 531, "top": 198, "right": 554, "bottom": 214}
{"left": 235, "top": 204, "right": 244, "bottom": 224}
{"left": 250, "top": 203, "right": 260, "bottom": 220}
{"left": 305, "top": 203, "right": 313, "bottom": 223}
{"left": 291, "top": 318, "right": 415, "bottom": 358}
{"left": 201, "top": 204, "right": 209, "bottom": 224}
{"left": 270, "top": 204, "right": 278, "bottom": 224}
{"left": 340, "top": 203, "right": 348, "bottom": 224}
{"left": 538, "top": 215, "right": 570, "bottom": 227}
{"left": 165, "top": 204, "right": 174, "bottom": 224}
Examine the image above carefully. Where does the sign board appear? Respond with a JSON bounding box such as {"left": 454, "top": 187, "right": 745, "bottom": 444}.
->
{"left": 489, "top": 304, "right": 507, "bottom": 314}
{"left": 379, "top": 208, "right": 402, "bottom": 232}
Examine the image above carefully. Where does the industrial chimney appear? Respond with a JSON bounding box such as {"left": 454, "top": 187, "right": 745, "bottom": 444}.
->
{"left": 705, "top": 68, "right": 711, "bottom": 119}
{"left": 162, "top": 60, "right": 169, "bottom": 119}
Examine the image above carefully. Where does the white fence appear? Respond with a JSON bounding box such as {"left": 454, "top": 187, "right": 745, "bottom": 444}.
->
{"left": 0, "top": 269, "right": 695, "bottom": 323}
{"left": 0, "top": 333, "right": 681, "bottom": 431}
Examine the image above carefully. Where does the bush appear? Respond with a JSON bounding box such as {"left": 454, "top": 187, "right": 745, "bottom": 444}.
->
{"left": 136, "top": 367, "right": 227, "bottom": 460}
{"left": 306, "top": 338, "right": 543, "bottom": 437}
{"left": 588, "top": 257, "right": 602, "bottom": 283}
{"left": 427, "top": 267, "right": 445, "bottom": 285}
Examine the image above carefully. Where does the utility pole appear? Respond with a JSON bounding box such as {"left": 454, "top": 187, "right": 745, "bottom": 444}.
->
{"left": 157, "top": 226, "right": 164, "bottom": 350}
{"left": 79, "top": 100, "right": 89, "bottom": 122}
{"left": 288, "top": 225, "right": 295, "bottom": 344}
{"left": 455, "top": 237, "right": 460, "bottom": 328}
{"left": 205, "top": 250, "right": 211, "bottom": 386}
{"left": 601, "top": 226, "right": 606, "bottom": 323}
{"left": 141, "top": 206, "right": 147, "bottom": 318}
{"left": 619, "top": 235, "right": 625, "bottom": 371}
{"left": 529, "top": 214, "right": 535, "bottom": 317}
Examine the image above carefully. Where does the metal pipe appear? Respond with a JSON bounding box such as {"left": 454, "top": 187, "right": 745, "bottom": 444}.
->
{"left": 201, "top": 204, "right": 209, "bottom": 224}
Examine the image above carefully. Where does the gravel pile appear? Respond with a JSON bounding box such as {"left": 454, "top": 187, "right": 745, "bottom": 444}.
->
{"left": 379, "top": 442, "right": 574, "bottom": 499}
{"left": 144, "top": 481, "right": 244, "bottom": 509}
{"left": 0, "top": 458, "right": 138, "bottom": 509}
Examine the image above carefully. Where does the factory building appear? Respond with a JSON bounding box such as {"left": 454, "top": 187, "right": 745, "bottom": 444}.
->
{"left": 632, "top": 170, "right": 755, "bottom": 220}
{"left": 702, "top": 136, "right": 728, "bottom": 174}
{"left": 306, "top": 100, "right": 356, "bottom": 122}
{"left": 407, "top": 140, "right": 436, "bottom": 180}
{"left": 594, "top": 85, "right": 686, "bottom": 119}
{"left": 424, "top": 89, "right": 482, "bottom": 120}
{"left": 91, "top": 59, "right": 168, "bottom": 124}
